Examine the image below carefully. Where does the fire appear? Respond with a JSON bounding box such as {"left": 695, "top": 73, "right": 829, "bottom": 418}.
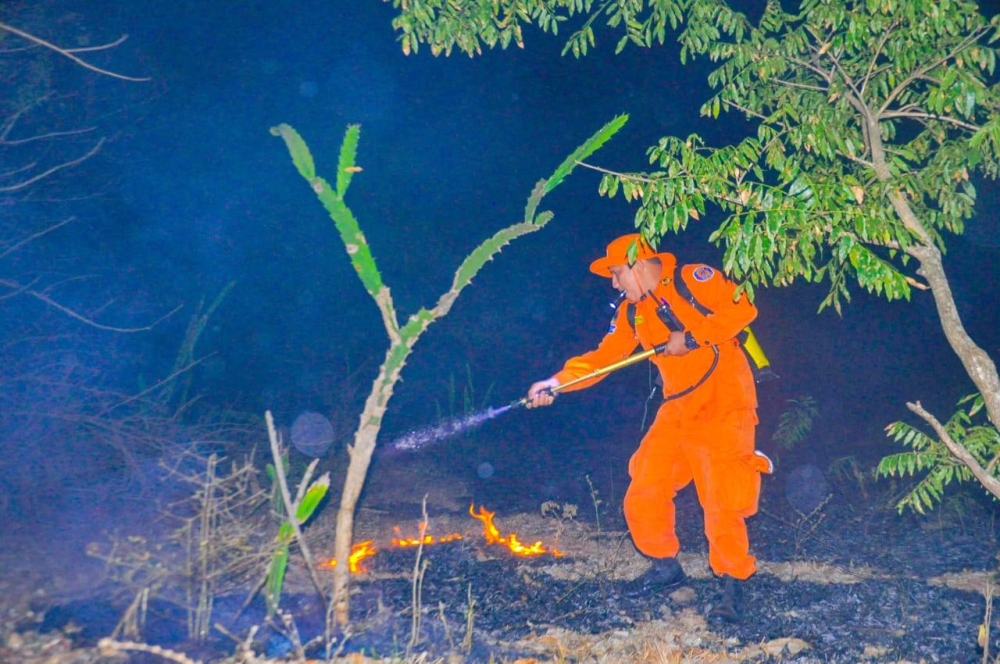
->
{"left": 322, "top": 540, "right": 377, "bottom": 573}
{"left": 469, "top": 504, "right": 563, "bottom": 558}
{"left": 391, "top": 524, "right": 463, "bottom": 548}
{"left": 320, "top": 506, "right": 562, "bottom": 574}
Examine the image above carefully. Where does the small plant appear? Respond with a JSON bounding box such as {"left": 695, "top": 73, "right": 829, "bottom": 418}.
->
{"left": 877, "top": 393, "right": 1000, "bottom": 514}
{"left": 407, "top": 496, "right": 431, "bottom": 654}
{"left": 828, "top": 455, "right": 874, "bottom": 503}
{"left": 585, "top": 474, "right": 604, "bottom": 533}
{"left": 463, "top": 583, "right": 476, "bottom": 654}
{"left": 541, "top": 500, "right": 579, "bottom": 548}
{"left": 87, "top": 450, "right": 269, "bottom": 641}
{"left": 772, "top": 395, "right": 819, "bottom": 451}
{"left": 263, "top": 411, "right": 329, "bottom": 616}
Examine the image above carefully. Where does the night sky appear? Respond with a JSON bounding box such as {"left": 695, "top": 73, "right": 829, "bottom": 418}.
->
{"left": 4, "top": 0, "right": 1000, "bottom": 508}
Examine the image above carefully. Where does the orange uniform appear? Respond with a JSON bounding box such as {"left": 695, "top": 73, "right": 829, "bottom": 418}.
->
{"left": 553, "top": 251, "right": 769, "bottom": 580}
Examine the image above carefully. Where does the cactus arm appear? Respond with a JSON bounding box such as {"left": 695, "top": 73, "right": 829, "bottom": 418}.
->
{"left": 269, "top": 123, "right": 316, "bottom": 180}
{"left": 272, "top": 123, "right": 398, "bottom": 338}
{"left": 336, "top": 124, "right": 360, "bottom": 198}
{"left": 543, "top": 113, "right": 628, "bottom": 194}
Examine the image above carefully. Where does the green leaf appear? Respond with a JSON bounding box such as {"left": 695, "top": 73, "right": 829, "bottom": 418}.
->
{"left": 265, "top": 545, "right": 290, "bottom": 616}
{"left": 295, "top": 472, "right": 330, "bottom": 524}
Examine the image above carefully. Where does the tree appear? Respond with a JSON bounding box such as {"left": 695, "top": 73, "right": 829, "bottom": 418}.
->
{"left": 271, "top": 118, "right": 625, "bottom": 625}
{"left": 386, "top": 0, "right": 1000, "bottom": 508}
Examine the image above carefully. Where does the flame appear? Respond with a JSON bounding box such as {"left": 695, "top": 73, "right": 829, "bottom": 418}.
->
{"left": 391, "top": 524, "right": 463, "bottom": 548}
{"left": 322, "top": 540, "right": 377, "bottom": 573}
{"left": 320, "top": 506, "right": 561, "bottom": 574}
{"left": 469, "top": 504, "right": 563, "bottom": 558}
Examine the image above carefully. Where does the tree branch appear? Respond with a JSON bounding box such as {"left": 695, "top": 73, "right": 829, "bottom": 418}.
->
{"left": 0, "top": 277, "right": 181, "bottom": 332}
{"left": 878, "top": 27, "right": 989, "bottom": 116}
{"left": 860, "top": 18, "right": 900, "bottom": 96}
{"left": 0, "top": 21, "right": 150, "bottom": 82}
{"left": 0, "top": 138, "right": 104, "bottom": 192}
{"left": 0, "top": 216, "right": 75, "bottom": 259}
{"left": 772, "top": 76, "right": 828, "bottom": 93}
{"left": 784, "top": 55, "right": 833, "bottom": 83}
{"left": 880, "top": 110, "right": 981, "bottom": 132}
{"left": 907, "top": 400, "right": 1000, "bottom": 501}
{"left": 723, "top": 99, "right": 768, "bottom": 120}
{"left": 1, "top": 126, "right": 96, "bottom": 147}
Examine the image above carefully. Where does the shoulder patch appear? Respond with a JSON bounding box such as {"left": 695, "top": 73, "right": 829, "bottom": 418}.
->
{"left": 692, "top": 265, "right": 715, "bottom": 282}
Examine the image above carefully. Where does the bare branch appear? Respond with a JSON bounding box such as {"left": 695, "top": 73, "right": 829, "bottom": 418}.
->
{"left": 100, "top": 356, "right": 210, "bottom": 415}
{"left": 0, "top": 277, "right": 182, "bottom": 332}
{"left": 62, "top": 35, "right": 129, "bottom": 54}
{"left": 0, "top": 138, "right": 105, "bottom": 192}
{"left": 0, "top": 21, "right": 150, "bottom": 82}
{"left": 0, "top": 276, "right": 38, "bottom": 301}
{"left": 1, "top": 126, "right": 96, "bottom": 147}
{"left": 0, "top": 216, "right": 75, "bottom": 259}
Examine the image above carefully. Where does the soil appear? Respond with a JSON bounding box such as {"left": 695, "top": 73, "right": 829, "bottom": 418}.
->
{"left": 1, "top": 449, "right": 999, "bottom": 664}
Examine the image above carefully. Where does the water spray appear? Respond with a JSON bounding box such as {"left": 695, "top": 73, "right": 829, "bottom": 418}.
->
{"left": 386, "top": 343, "right": 665, "bottom": 452}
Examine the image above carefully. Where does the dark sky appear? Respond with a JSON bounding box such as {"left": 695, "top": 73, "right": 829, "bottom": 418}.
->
{"left": 22, "top": 0, "right": 1000, "bottom": 478}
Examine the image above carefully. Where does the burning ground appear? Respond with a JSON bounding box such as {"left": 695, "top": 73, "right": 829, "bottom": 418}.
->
{"left": 1, "top": 447, "right": 999, "bottom": 664}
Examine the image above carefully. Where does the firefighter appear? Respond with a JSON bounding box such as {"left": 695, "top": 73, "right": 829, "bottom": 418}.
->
{"left": 525, "top": 234, "right": 772, "bottom": 623}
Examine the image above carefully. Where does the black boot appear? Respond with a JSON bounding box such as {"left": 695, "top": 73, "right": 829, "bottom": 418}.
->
{"left": 707, "top": 574, "right": 743, "bottom": 623}
{"left": 622, "top": 557, "right": 686, "bottom": 598}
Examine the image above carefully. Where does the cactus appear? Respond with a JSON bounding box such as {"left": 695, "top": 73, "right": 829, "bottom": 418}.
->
{"left": 271, "top": 114, "right": 626, "bottom": 625}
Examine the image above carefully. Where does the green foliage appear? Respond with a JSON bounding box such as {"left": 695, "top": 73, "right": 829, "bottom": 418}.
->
{"left": 608, "top": 0, "right": 1000, "bottom": 311}
{"left": 876, "top": 394, "right": 1000, "bottom": 514}
{"left": 771, "top": 395, "right": 819, "bottom": 450}
{"left": 389, "top": 0, "right": 1000, "bottom": 312}
{"left": 265, "top": 468, "right": 330, "bottom": 616}
{"left": 385, "top": 0, "right": 687, "bottom": 58}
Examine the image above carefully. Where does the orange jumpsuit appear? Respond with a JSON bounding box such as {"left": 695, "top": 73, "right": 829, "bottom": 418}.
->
{"left": 554, "top": 253, "right": 767, "bottom": 580}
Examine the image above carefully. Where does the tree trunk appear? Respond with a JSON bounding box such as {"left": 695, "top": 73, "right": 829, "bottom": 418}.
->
{"left": 331, "top": 342, "right": 406, "bottom": 625}
{"left": 906, "top": 242, "right": 1000, "bottom": 429}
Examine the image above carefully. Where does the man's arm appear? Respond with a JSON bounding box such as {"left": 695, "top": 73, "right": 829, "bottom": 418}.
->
{"left": 526, "top": 305, "right": 638, "bottom": 407}
{"left": 680, "top": 265, "right": 757, "bottom": 346}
